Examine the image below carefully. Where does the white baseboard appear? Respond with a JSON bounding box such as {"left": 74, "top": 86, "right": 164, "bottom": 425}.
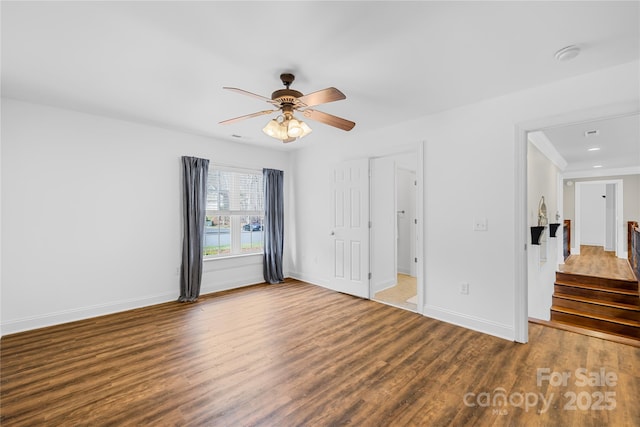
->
{"left": 1, "top": 276, "right": 274, "bottom": 337}
{"left": 200, "top": 277, "right": 265, "bottom": 295}
{"left": 423, "top": 304, "right": 515, "bottom": 342}
{"left": 288, "top": 271, "right": 329, "bottom": 288}
{"left": 1, "top": 292, "right": 177, "bottom": 336}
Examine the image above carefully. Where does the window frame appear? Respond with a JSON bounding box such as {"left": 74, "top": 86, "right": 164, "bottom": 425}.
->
{"left": 204, "top": 165, "right": 264, "bottom": 259}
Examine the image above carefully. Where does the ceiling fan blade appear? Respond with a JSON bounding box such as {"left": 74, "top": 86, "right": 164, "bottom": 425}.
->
{"left": 219, "top": 110, "right": 277, "bottom": 125}
{"left": 297, "top": 87, "right": 346, "bottom": 107}
{"left": 302, "top": 109, "right": 355, "bottom": 131}
{"left": 223, "top": 87, "right": 279, "bottom": 105}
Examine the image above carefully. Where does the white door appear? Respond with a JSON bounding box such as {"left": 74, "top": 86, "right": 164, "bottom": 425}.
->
{"left": 329, "top": 159, "right": 370, "bottom": 298}
{"left": 580, "top": 183, "right": 606, "bottom": 247}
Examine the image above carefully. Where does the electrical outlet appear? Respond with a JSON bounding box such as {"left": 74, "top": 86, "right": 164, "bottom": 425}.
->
{"left": 460, "top": 282, "right": 469, "bottom": 295}
{"left": 473, "top": 218, "right": 488, "bottom": 231}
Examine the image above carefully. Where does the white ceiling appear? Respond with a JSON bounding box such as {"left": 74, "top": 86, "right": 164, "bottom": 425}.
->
{"left": 542, "top": 114, "right": 640, "bottom": 173}
{"left": 2, "top": 1, "right": 639, "bottom": 152}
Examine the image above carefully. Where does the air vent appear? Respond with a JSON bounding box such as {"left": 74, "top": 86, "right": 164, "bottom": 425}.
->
{"left": 584, "top": 130, "right": 599, "bottom": 137}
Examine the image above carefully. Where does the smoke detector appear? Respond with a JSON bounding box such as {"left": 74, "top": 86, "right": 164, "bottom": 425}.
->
{"left": 554, "top": 45, "right": 581, "bottom": 61}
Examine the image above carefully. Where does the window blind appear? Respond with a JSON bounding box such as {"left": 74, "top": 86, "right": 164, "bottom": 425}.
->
{"left": 206, "top": 167, "right": 264, "bottom": 215}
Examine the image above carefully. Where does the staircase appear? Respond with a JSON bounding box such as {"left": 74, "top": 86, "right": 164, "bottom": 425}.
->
{"left": 551, "top": 271, "right": 640, "bottom": 340}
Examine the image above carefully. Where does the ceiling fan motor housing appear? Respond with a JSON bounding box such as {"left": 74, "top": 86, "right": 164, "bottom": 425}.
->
{"left": 271, "top": 89, "right": 303, "bottom": 105}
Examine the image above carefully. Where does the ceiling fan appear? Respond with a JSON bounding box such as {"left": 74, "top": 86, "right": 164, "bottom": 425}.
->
{"left": 219, "top": 73, "right": 355, "bottom": 143}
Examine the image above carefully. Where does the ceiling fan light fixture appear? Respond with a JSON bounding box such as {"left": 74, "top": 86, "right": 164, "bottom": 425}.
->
{"left": 287, "top": 118, "right": 303, "bottom": 138}
{"left": 262, "top": 113, "right": 312, "bottom": 142}
{"left": 263, "top": 118, "right": 287, "bottom": 140}
{"left": 298, "top": 121, "right": 312, "bottom": 138}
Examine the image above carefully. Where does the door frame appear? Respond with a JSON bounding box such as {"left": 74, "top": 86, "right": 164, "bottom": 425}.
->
{"left": 368, "top": 141, "right": 425, "bottom": 314}
{"left": 515, "top": 103, "right": 639, "bottom": 344}
{"left": 574, "top": 179, "right": 624, "bottom": 258}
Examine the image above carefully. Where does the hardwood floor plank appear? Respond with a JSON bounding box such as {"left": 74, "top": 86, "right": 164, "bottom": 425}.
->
{"left": 559, "top": 245, "right": 637, "bottom": 281}
{"left": 2, "top": 280, "right": 639, "bottom": 426}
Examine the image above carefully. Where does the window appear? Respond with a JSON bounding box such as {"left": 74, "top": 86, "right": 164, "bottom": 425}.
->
{"left": 204, "top": 167, "right": 264, "bottom": 258}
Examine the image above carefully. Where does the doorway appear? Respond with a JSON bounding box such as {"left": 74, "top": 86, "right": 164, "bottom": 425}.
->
{"left": 516, "top": 107, "right": 637, "bottom": 343}
{"left": 370, "top": 152, "right": 418, "bottom": 311}
{"left": 574, "top": 180, "right": 624, "bottom": 258}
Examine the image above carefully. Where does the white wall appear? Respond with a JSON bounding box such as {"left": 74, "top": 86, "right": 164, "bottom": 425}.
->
{"left": 527, "top": 142, "right": 560, "bottom": 321}
{"left": 290, "top": 60, "right": 639, "bottom": 341}
{"left": 1, "top": 98, "right": 291, "bottom": 335}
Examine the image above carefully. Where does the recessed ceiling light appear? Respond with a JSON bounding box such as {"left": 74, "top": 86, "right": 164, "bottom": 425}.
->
{"left": 593, "top": 165, "right": 603, "bottom": 168}
{"left": 554, "top": 45, "right": 581, "bottom": 61}
{"left": 587, "top": 147, "right": 601, "bottom": 151}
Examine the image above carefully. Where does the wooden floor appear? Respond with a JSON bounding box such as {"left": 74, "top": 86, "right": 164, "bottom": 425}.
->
{"left": 2, "top": 279, "right": 639, "bottom": 426}
{"left": 373, "top": 273, "right": 417, "bottom": 311}
{"left": 558, "top": 245, "right": 637, "bottom": 281}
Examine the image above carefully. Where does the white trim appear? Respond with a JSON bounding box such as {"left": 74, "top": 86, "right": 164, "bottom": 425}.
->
{"left": 203, "top": 252, "right": 262, "bottom": 262}
{"left": 200, "top": 278, "right": 266, "bottom": 297}
{"left": 514, "top": 103, "right": 640, "bottom": 345}
{"left": 514, "top": 124, "right": 528, "bottom": 343}
{"left": 528, "top": 131, "right": 568, "bottom": 171}
{"left": 557, "top": 172, "right": 565, "bottom": 265}
{"left": 563, "top": 166, "right": 640, "bottom": 179}
{"left": 0, "top": 273, "right": 273, "bottom": 336}
{"left": 416, "top": 141, "right": 425, "bottom": 316}
{"left": 211, "top": 163, "right": 263, "bottom": 174}
{"left": 423, "top": 304, "right": 514, "bottom": 342}
{"left": 367, "top": 142, "right": 425, "bottom": 314}
{"left": 1, "top": 292, "right": 177, "bottom": 336}
{"left": 288, "top": 272, "right": 331, "bottom": 289}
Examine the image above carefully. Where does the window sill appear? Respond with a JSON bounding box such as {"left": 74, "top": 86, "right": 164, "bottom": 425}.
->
{"left": 203, "top": 252, "right": 262, "bottom": 262}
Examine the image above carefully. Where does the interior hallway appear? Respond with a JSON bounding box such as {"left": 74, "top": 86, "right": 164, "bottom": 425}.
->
{"left": 373, "top": 274, "right": 417, "bottom": 311}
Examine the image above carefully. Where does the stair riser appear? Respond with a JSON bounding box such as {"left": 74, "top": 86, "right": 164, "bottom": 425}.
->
{"left": 555, "top": 272, "right": 638, "bottom": 291}
{"left": 554, "top": 284, "right": 639, "bottom": 306}
{"left": 552, "top": 297, "right": 640, "bottom": 321}
{"left": 551, "top": 311, "right": 640, "bottom": 339}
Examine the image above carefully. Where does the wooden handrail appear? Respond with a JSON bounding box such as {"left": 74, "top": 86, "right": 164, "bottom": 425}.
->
{"left": 563, "top": 219, "right": 571, "bottom": 261}
{"left": 629, "top": 221, "right": 639, "bottom": 281}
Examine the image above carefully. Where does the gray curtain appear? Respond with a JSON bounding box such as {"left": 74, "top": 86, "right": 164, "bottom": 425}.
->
{"left": 263, "top": 168, "right": 284, "bottom": 284}
{"left": 179, "top": 156, "right": 209, "bottom": 302}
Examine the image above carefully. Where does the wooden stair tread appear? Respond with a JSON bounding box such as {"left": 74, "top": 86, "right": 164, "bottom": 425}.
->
{"left": 551, "top": 306, "right": 640, "bottom": 327}
{"left": 529, "top": 318, "right": 640, "bottom": 347}
{"left": 548, "top": 319, "right": 640, "bottom": 346}
{"left": 555, "top": 280, "right": 639, "bottom": 296}
{"left": 556, "top": 271, "right": 638, "bottom": 286}
{"left": 553, "top": 293, "right": 640, "bottom": 311}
